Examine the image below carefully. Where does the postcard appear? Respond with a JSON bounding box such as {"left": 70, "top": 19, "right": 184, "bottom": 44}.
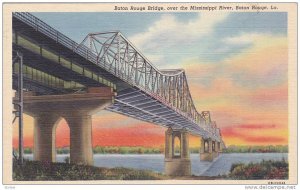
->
{"left": 2, "top": 2, "right": 298, "bottom": 186}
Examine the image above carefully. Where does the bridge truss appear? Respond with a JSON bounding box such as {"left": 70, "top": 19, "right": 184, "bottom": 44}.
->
{"left": 78, "top": 32, "right": 222, "bottom": 141}
{"left": 12, "top": 12, "right": 224, "bottom": 144}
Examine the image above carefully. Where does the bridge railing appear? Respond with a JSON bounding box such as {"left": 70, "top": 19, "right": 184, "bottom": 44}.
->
{"left": 13, "top": 12, "right": 92, "bottom": 59}
{"left": 13, "top": 12, "right": 222, "bottom": 140}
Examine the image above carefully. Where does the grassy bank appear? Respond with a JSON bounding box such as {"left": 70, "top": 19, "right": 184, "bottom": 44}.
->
{"left": 228, "top": 159, "right": 288, "bottom": 180}
{"left": 13, "top": 159, "right": 168, "bottom": 180}
{"left": 13, "top": 159, "right": 222, "bottom": 180}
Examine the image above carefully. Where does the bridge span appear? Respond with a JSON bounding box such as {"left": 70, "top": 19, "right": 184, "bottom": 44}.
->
{"left": 12, "top": 12, "right": 225, "bottom": 176}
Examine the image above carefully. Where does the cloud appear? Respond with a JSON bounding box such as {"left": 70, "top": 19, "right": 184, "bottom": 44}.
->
{"left": 92, "top": 123, "right": 165, "bottom": 147}
{"left": 170, "top": 32, "right": 287, "bottom": 90}
{"left": 248, "top": 84, "right": 288, "bottom": 106}
{"left": 129, "top": 13, "right": 229, "bottom": 64}
{"left": 130, "top": 13, "right": 229, "bottom": 46}
{"left": 233, "top": 124, "right": 277, "bottom": 130}
{"left": 183, "top": 32, "right": 287, "bottom": 90}
{"left": 223, "top": 32, "right": 267, "bottom": 46}
{"left": 243, "top": 136, "right": 286, "bottom": 144}
{"left": 221, "top": 126, "right": 287, "bottom": 145}
{"left": 222, "top": 33, "right": 287, "bottom": 75}
{"left": 175, "top": 32, "right": 288, "bottom": 138}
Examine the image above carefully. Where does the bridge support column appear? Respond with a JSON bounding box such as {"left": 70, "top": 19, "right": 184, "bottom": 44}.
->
{"left": 34, "top": 113, "right": 60, "bottom": 162}
{"left": 200, "top": 138, "right": 214, "bottom": 161}
{"left": 164, "top": 128, "right": 191, "bottom": 176}
{"left": 213, "top": 141, "right": 219, "bottom": 158}
{"left": 200, "top": 137, "right": 205, "bottom": 155}
{"left": 22, "top": 88, "right": 114, "bottom": 166}
{"left": 218, "top": 142, "right": 222, "bottom": 153}
{"left": 165, "top": 128, "right": 172, "bottom": 159}
{"left": 64, "top": 113, "right": 93, "bottom": 165}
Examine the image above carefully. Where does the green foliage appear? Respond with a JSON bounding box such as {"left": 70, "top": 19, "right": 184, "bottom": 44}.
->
{"left": 189, "top": 147, "right": 200, "bottom": 154}
{"left": 223, "top": 145, "right": 288, "bottom": 153}
{"left": 229, "top": 159, "right": 288, "bottom": 180}
{"left": 13, "top": 159, "right": 167, "bottom": 181}
{"left": 14, "top": 148, "right": 33, "bottom": 154}
{"left": 24, "top": 148, "right": 33, "bottom": 154}
{"left": 92, "top": 146, "right": 163, "bottom": 154}
{"left": 56, "top": 147, "right": 70, "bottom": 154}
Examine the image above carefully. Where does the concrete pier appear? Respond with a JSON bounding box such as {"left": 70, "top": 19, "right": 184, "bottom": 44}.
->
{"left": 164, "top": 128, "right": 191, "bottom": 176}
{"left": 200, "top": 138, "right": 214, "bottom": 161}
{"left": 217, "top": 141, "right": 222, "bottom": 153}
{"left": 33, "top": 113, "right": 60, "bottom": 162}
{"left": 213, "top": 140, "right": 219, "bottom": 158}
{"left": 65, "top": 113, "right": 93, "bottom": 165}
{"left": 22, "top": 87, "right": 114, "bottom": 165}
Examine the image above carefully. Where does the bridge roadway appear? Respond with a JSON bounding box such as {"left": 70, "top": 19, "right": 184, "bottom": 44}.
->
{"left": 12, "top": 12, "right": 225, "bottom": 176}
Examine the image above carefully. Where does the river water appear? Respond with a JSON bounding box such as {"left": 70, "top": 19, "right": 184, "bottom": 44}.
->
{"left": 24, "top": 153, "right": 287, "bottom": 176}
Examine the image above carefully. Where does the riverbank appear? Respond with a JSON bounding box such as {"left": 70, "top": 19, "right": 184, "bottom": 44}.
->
{"left": 13, "top": 159, "right": 166, "bottom": 180}
{"left": 228, "top": 159, "right": 288, "bottom": 179}
{"left": 13, "top": 157, "right": 288, "bottom": 180}
{"left": 13, "top": 159, "right": 221, "bottom": 180}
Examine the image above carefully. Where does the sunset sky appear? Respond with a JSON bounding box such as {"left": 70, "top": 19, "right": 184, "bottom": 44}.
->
{"left": 13, "top": 12, "right": 288, "bottom": 148}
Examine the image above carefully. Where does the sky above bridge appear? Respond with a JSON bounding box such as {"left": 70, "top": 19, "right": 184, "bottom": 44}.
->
{"left": 13, "top": 12, "right": 288, "bottom": 147}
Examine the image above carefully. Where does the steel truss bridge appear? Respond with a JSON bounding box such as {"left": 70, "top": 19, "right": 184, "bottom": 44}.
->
{"left": 12, "top": 12, "right": 224, "bottom": 144}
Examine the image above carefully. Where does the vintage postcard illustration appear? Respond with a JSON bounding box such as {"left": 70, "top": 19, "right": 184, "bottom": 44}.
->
{"left": 2, "top": 2, "right": 298, "bottom": 186}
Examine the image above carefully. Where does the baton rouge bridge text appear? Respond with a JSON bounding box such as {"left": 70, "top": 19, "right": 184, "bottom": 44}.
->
{"left": 114, "top": 6, "right": 165, "bottom": 11}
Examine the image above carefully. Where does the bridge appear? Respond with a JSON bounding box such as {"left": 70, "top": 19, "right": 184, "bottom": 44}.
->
{"left": 12, "top": 12, "right": 225, "bottom": 176}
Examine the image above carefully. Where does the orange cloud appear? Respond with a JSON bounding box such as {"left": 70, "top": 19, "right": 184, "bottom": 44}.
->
{"left": 234, "top": 124, "right": 277, "bottom": 130}
{"left": 248, "top": 84, "right": 288, "bottom": 105}
{"left": 221, "top": 125, "right": 288, "bottom": 146}
{"left": 182, "top": 35, "right": 288, "bottom": 137}
{"left": 92, "top": 124, "right": 165, "bottom": 147}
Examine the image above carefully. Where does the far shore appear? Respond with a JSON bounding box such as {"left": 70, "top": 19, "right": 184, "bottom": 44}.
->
{"left": 16, "top": 145, "right": 288, "bottom": 155}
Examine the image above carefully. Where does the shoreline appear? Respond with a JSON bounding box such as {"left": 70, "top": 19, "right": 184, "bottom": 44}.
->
{"left": 13, "top": 160, "right": 223, "bottom": 180}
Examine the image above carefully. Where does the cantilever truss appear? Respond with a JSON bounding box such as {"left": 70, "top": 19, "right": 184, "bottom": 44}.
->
{"left": 77, "top": 31, "right": 223, "bottom": 142}
{"left": 12, "top": 11, "right": 224, "bottom": 143}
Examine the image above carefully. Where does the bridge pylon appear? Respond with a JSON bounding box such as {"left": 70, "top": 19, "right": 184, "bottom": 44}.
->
{"left": 200, "top": 137, "right": 220, "bottom": 162}
{"left": 164, "top": 127, "right": 191, "bottom": 176}
{"left": 17, "top": 87, "right": 114, "bottom": 165}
